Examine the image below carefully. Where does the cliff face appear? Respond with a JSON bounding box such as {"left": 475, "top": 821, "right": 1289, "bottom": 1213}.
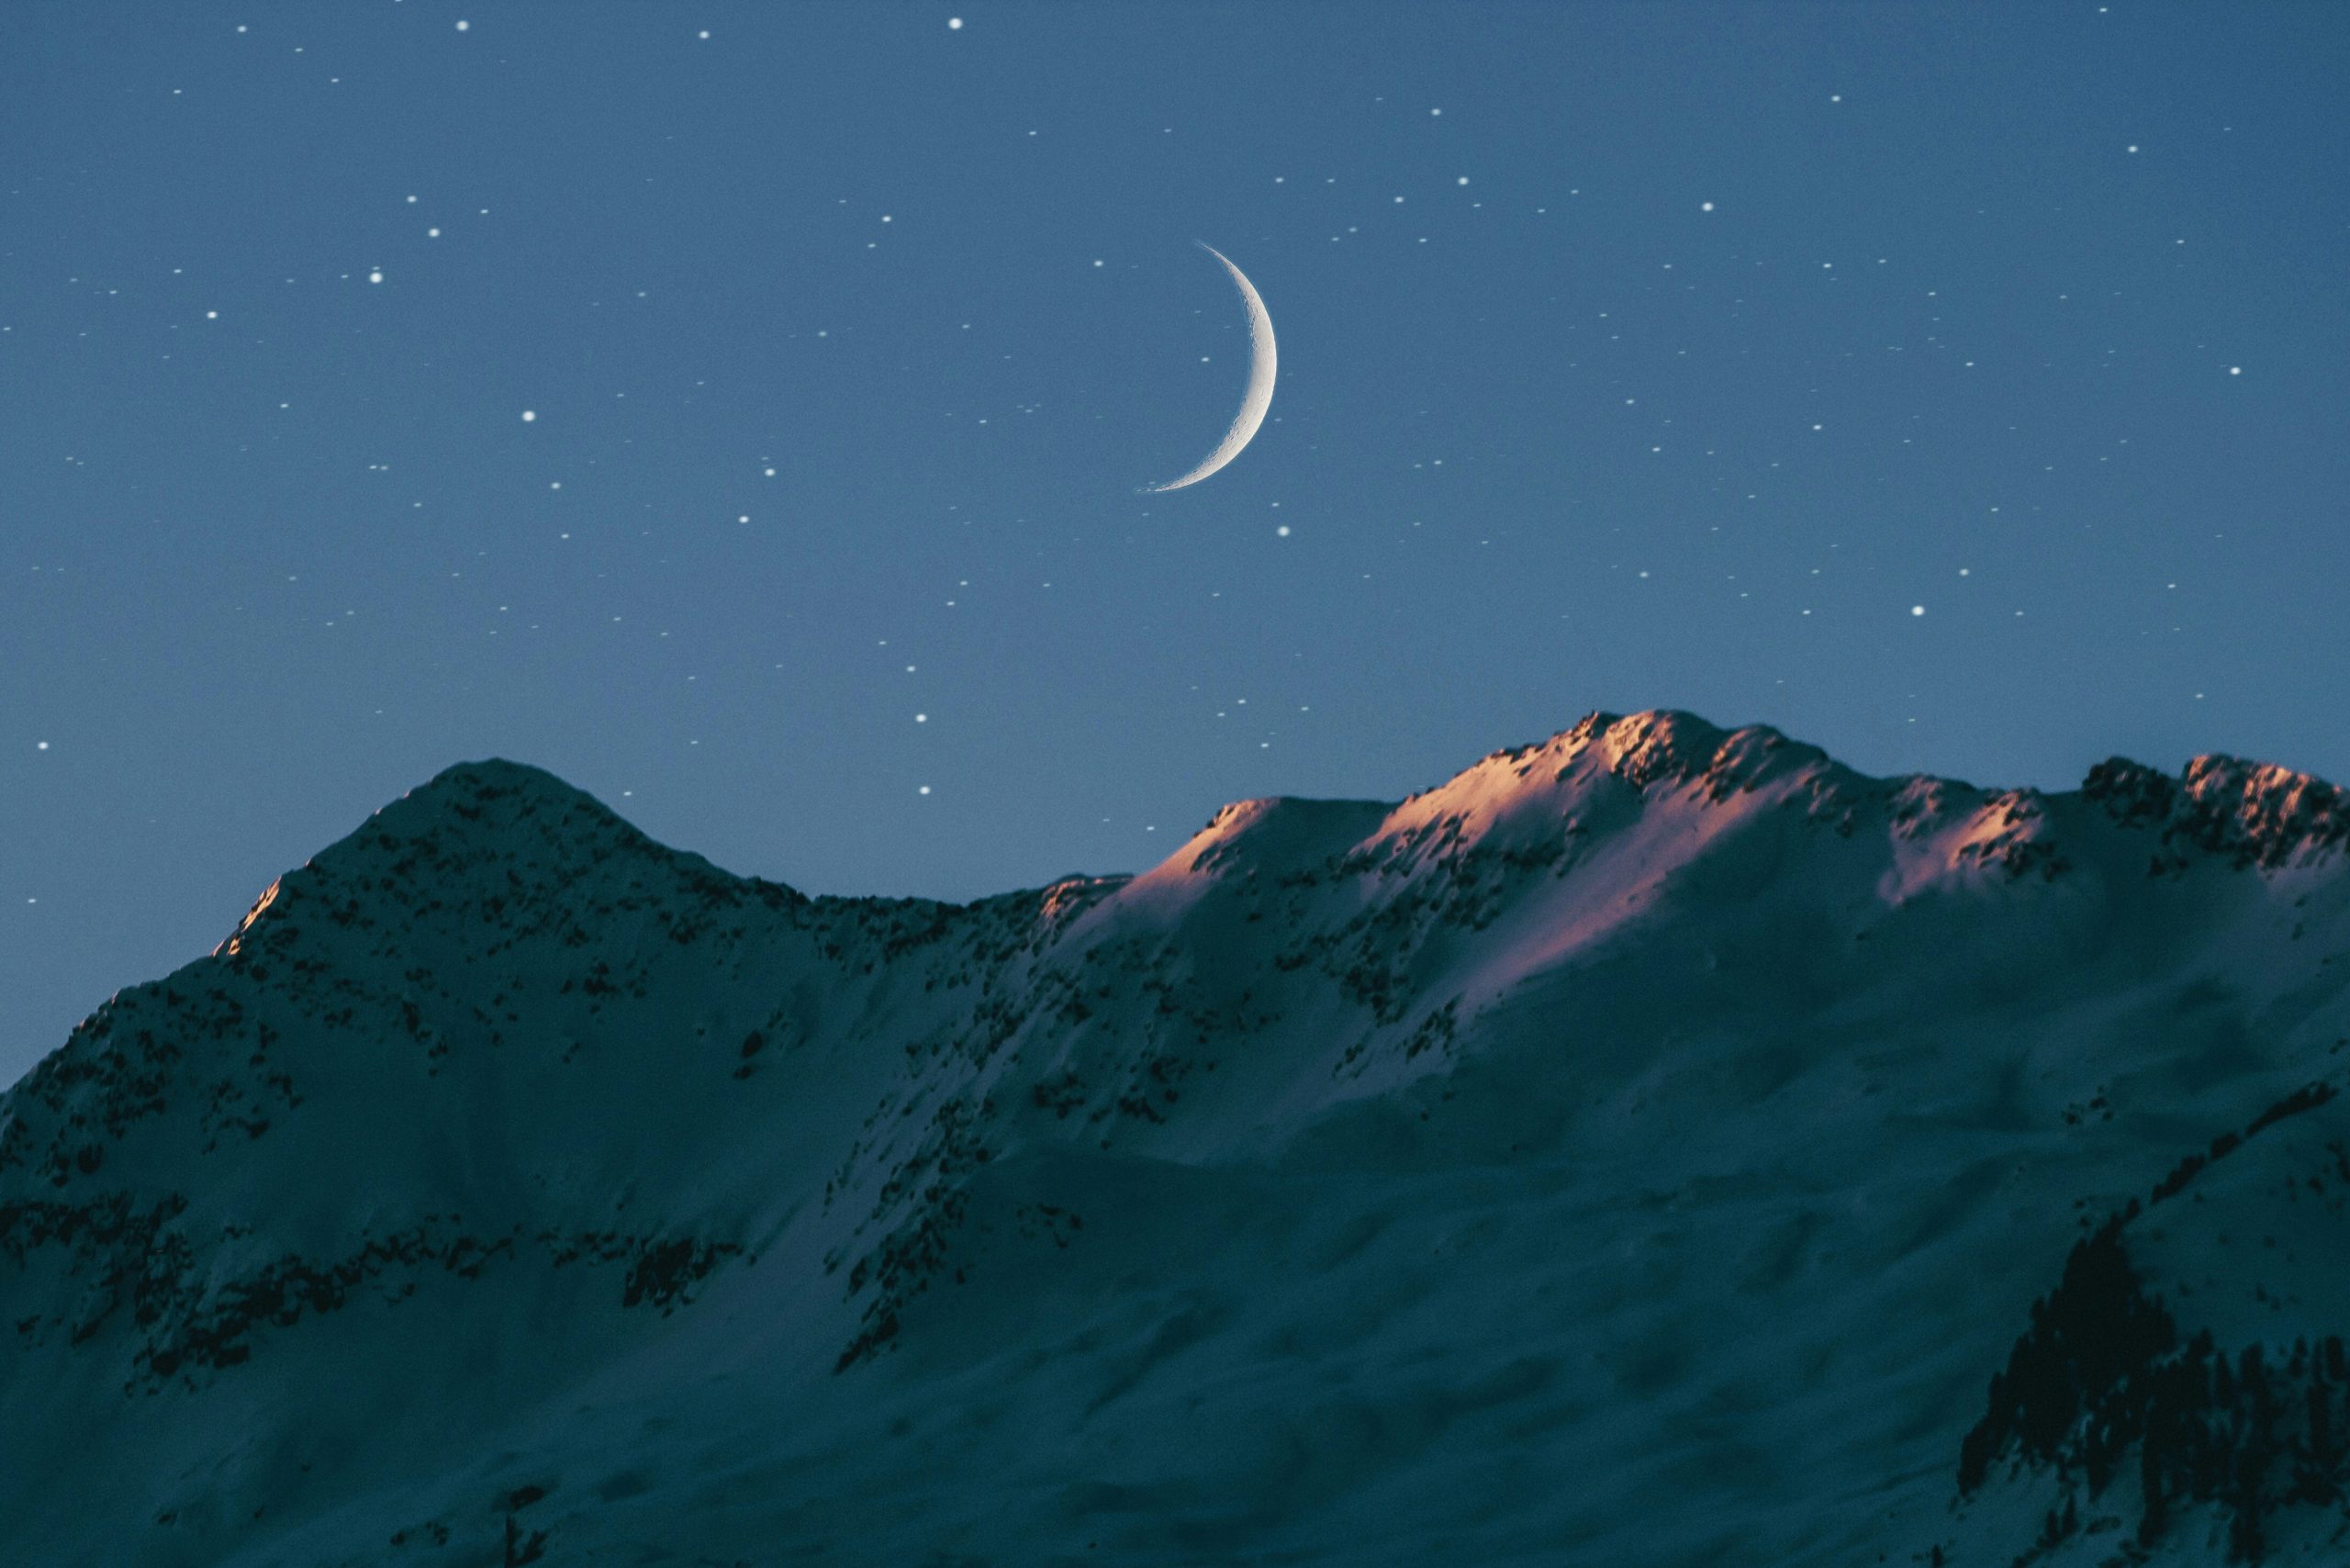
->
{"left": 6, "top": 711, "right": 2350, "bottom": 1566}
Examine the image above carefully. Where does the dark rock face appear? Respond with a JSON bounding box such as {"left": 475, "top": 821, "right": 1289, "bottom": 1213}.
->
{"left": 2087, "top": 753, "right": 2350, "bottom": 873}
{"left": 1957, "top": 1080, "right": 2350, "bottom": 1562}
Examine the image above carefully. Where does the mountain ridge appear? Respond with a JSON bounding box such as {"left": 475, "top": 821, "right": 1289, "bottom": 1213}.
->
{"left": 234, "top": 707, "right": 2350, "bottom": 930}
{"left": 6, "top": 708, "right": 2350, "bottom": 1566}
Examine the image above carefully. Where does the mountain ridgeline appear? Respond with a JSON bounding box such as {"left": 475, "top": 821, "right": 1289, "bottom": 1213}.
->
{"left": 6, "top": 710, "right": 2350, "bottom": 1566}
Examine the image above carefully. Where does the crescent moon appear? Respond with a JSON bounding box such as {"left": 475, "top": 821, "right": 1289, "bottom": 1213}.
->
{"left": 1147, "top": 242, "right": 1277, "bottom": 492}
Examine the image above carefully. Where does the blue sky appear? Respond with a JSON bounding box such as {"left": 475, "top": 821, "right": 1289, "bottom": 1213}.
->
{"left": 6, "top": 1, "right": 2348, "bottom": 1083}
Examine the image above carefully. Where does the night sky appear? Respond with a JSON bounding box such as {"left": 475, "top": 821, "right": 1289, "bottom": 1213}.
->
{"left": 6, "top": 2, "right": 2348, "bottom": 1086}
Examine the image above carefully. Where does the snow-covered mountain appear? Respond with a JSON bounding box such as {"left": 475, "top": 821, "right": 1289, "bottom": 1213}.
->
{"left": 7, "top": 709, "right": 2350, "bottom": 1566}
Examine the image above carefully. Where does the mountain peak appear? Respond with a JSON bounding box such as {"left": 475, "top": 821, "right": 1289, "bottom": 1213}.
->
{"left": 1375, "top": 708, "right": 1856, "bottom": 851}
{"left": 2084, "top": 750, "right": 2350, "bottom": 871}
{"left": 375, "top": 756, "right": 622, "bottom": 834}
{"left": 1585, "top": 706, "right": 1729, "bottom": 783}
{"left": 217, "top": 758, "right": 784, "bottom": 962}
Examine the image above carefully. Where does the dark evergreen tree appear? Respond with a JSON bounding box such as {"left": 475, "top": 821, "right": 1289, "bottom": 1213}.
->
{"left": 2229, "top": 1442, "right": 2266, "bottom": 1563}
{"left": 2139, "top": 1432, "right": 2168, "bottom": 1545}
{"left": 2302, "top": 1373, "right": 2337, "bottom": 1503}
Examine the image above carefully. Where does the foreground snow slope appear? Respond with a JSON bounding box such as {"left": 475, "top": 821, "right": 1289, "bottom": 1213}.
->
{"left": 6, "top": 710, "right": 2350, "bottom": 1566}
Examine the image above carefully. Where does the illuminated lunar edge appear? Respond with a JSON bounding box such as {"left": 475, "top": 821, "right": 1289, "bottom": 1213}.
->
{"left": 1148, "top": 243, "right": 1277, "bottom": 492}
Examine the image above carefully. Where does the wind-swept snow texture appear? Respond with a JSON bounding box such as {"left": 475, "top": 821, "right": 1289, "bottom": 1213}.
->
{"left": 7, "top": 711, "right": 2350, "bottom": 1566}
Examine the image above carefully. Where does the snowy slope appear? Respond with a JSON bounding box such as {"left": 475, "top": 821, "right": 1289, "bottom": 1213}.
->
{"left": 5, "top": 710, "right": 2350, "bottom": 1566}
